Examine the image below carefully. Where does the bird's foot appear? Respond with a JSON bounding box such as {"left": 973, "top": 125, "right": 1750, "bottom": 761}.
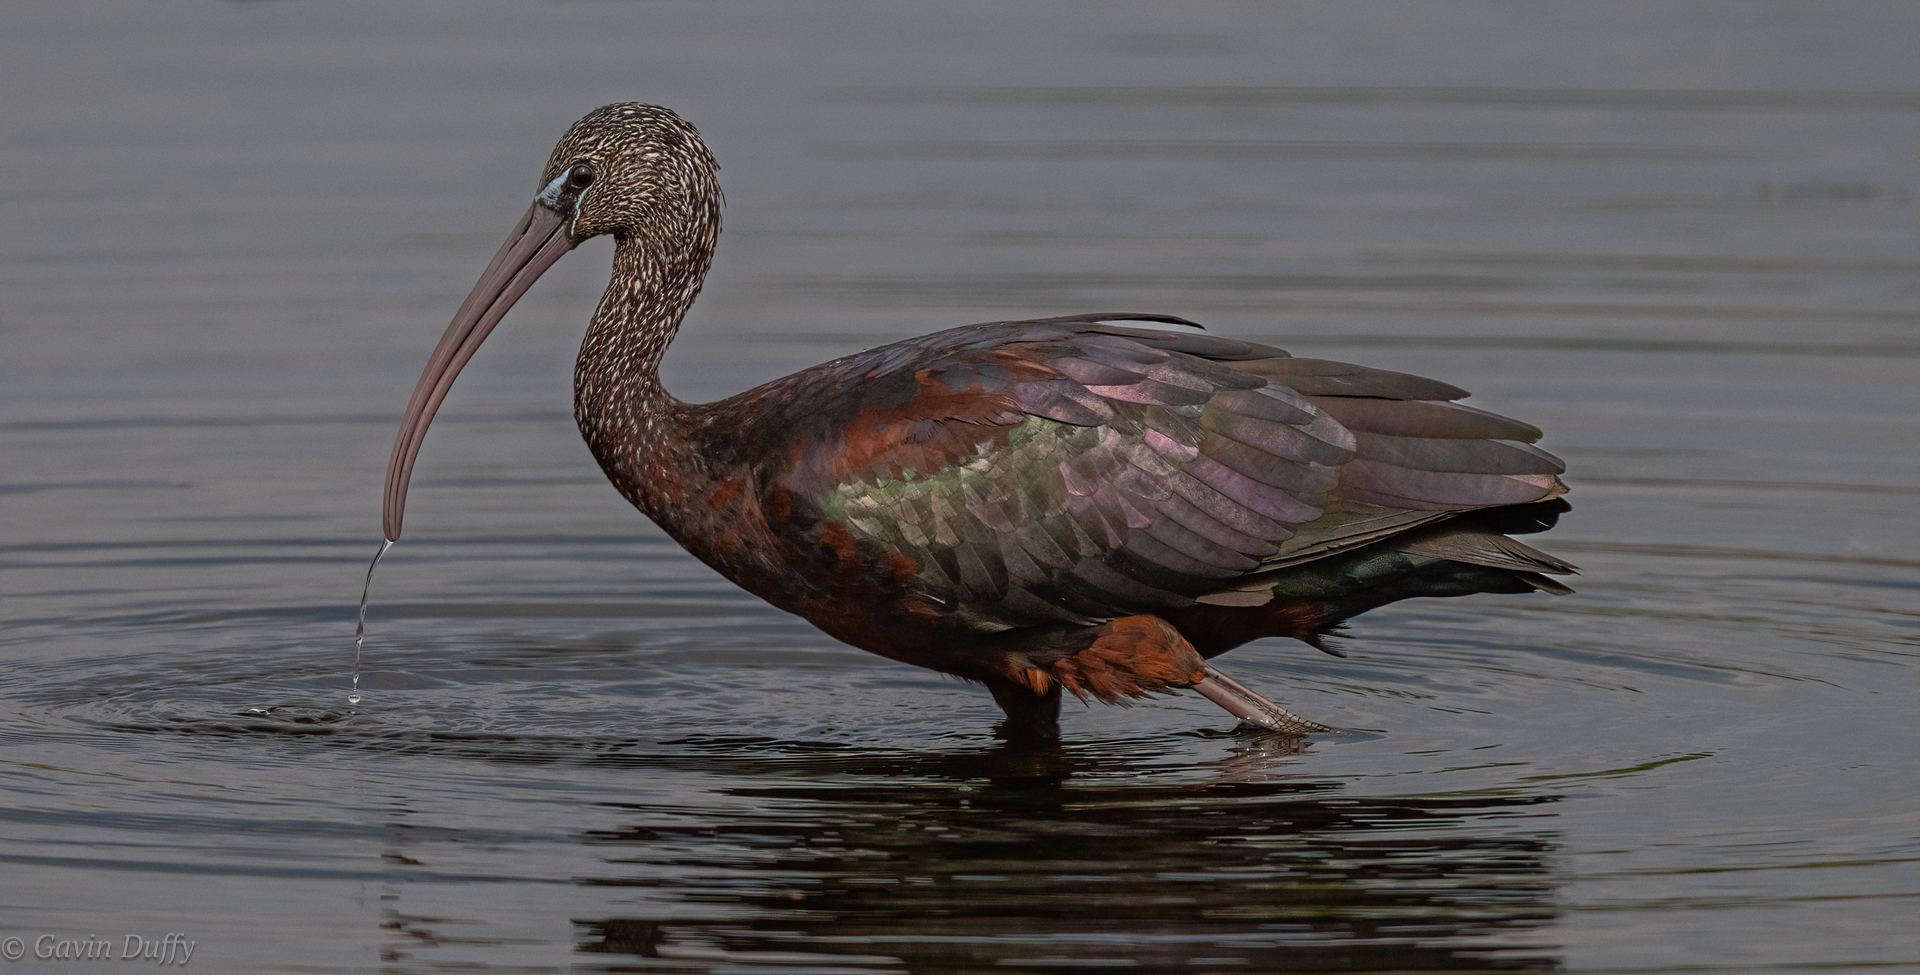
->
{"left": 1192, "top": 665, "right": 1333, "bottom": 735}
{"left": 987, "top": 677, "right": 1064, "bottom": 745}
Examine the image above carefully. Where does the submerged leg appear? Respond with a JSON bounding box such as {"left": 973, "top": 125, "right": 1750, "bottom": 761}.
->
{"left": 985, "top": 678, "right": 1063, "bottom": 743}
{"left": 1192, "top": 665, "right": 1333, "bottom": 735}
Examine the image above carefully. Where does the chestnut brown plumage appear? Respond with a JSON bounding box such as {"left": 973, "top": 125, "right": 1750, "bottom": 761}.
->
{"left": 382, "top": 103, "right": 1575, "bottom": 741}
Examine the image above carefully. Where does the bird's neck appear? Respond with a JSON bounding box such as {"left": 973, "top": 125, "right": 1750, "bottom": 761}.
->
{"left": 573, "top": 228, "right": 716, "bottom": 510}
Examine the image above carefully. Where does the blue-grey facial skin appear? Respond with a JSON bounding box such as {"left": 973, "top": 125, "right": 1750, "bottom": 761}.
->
{"left": 1, "top": 2, "right": 1912, "bottom": 973}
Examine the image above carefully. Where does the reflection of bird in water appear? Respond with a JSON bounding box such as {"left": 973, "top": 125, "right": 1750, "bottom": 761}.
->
{"left": 571, "top": 769, "right": 1564, "bottom": 971}
{"left": 380, "top": 103, "right": 1575, "bottom": 741}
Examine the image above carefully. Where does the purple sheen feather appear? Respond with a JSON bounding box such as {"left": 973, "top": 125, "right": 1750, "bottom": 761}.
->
{"left": 1123, "top": 440, "right": 1183, "bottom": 480}
{"left": 1354, "top": 432, "right": 1565, "bottom": 475}
{"left": 1207, "top": 386, "right": 1317, "bottom": 426}
{"left": 1150, "top": 491, "right": 1283, "bottom": 557}
{"left": 1110, "top": 460, "right": 1177, "bottom": 504}
{"left": 1334, "top": 485, "right": 1478, "bottom": 511}
{"left": 1310, "top": 397, "right": 1542, "bottom": 441}
{"left": 1136, "top": 518, "right": 1263, "bottom": 575}
{"left": 1058, "top": 449, "right": 1115, "bottom": 498}
{"left": 1197, "top": 435, "right": 1341, "bottom": 494}
{"left": 1142, "top": 358, "right": 1250, "bottom": 393}
{"left": 1166, "top": 473, "right": 1296, "bottom": 539}
{"left": 1184, "top": 456, "right": 1325, "bottom": 524}
{"left": 1337, "top": 460, "right": 1561, "bottom": 508}
{"left": 1021, "top": 473, "right": 1076, "bottom": 519}
{"left": 1012, "top": 380, "right": 1116, "bottom": 426}
{"left": 1201, "top": 411, "right": 1355, "bottom": 468}
{"left": 1067, "top": 497, "right": 1128, "bottom": 550}
{"left": 1053, "top": 356, "right": 1147, "bottom": 387}
{"left": 1092, "top": 482, "right": 1156, "bottom": 530}
{"left": 1143, "top": 427, "right": 1201, "bottom": 462}
{"left": 1084, "top": 378, "right": 1216, "bottom": 406}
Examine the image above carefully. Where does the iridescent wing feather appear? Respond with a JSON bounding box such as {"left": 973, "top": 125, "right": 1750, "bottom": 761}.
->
{"left": 758, "top": 314, "right": 1566, "bottom": 629}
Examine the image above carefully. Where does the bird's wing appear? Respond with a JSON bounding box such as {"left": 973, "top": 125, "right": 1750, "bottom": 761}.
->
{"left": 761, "top": 314, "right": 1562, "bottom": 629}
{"left": 1229, "top": 356, "right": 1567, "bottom": 569}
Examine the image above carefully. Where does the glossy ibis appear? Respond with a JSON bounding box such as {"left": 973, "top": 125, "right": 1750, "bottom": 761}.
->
{"left": 382, "top": 103, "right": 1574, "bottom": 741}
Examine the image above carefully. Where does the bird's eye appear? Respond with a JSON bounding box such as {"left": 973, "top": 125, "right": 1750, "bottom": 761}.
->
{"left": 565, "top": 165, "right": 595, "bottom": 191}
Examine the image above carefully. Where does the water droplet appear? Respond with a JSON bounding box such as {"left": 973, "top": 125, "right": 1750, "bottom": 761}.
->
{"left": 351, "top": 539, "right": 394, "bottom": 707}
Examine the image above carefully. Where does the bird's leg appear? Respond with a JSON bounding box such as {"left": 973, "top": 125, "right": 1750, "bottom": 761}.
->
{"left": 1192, "top": 665, "right": 1333, "bottom": 735}
{"left": 986, "top": 678, "right": 1063, "bottom": 743}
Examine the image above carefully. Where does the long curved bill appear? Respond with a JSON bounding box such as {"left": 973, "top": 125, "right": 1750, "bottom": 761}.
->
{"left": 381, "top": 202, "right": 576, "bottom": 541}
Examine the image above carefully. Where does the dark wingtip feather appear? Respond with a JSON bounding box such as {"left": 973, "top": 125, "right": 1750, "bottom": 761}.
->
{"left": 1464, "top": 498, "right": 1571, "bottom": 535}
{"left": 1303, "top": 623, "right": 1349, "bottom": 657}
{"left": 1031, "top": 312, "right": 1207, "bottom": 331}
{"left": 1512, "top": 571, "right": 1576, "bottom": 595}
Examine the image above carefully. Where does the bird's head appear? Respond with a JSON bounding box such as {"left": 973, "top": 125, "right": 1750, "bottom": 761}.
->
{"left": 379, "top": 103, "right": 719, "bottom": 541}
{"left": 536, "top": 103, "right": 720, "bottom": 250}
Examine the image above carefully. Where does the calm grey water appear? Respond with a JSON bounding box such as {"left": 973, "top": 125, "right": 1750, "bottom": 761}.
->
{"left": 3, "top": 2, "right": 1915, "bottom": 972}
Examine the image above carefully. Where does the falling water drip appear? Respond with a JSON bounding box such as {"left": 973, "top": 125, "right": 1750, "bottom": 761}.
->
{"left": 351, "top": 539, "right": 394, "bottom": 706}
